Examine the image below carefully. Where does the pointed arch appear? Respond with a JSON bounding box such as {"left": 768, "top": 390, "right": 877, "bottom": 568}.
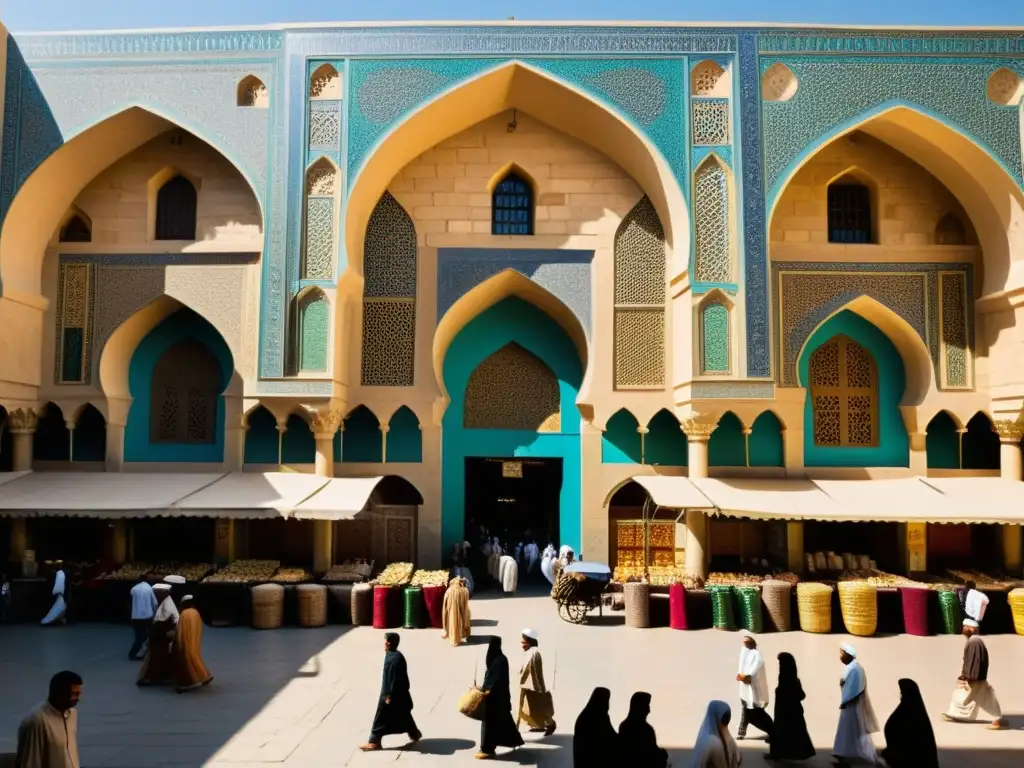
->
{"left": 244, "top": 405, "right": 279, "bottom": 464}
{"left": 935, "top": 212, "right": 967, "bottom": 245}
{"left": 602, "top": 408, "right": 642, "bottom": 464}
{"left": 74, "top": 403, "right": 106, "bottom": 462}
{"left": 986, "top": 67, "right": 1023, "bottom": 106}
{"left": 303, "top": 157, "right": 339, "bottom": 280}
{"left": 962, "top": 411, "right": 1000, "bottom": 470}
{"left": 769, "top": 104, "right": 1024, "bottom": 297}
{"left": 58, "top": 206, "right": 92, "bottom": 243}
{"left": 150, "top": 171, "right": 197, "bottom": 241}
{"left": 464, "top": 342, "right": 560, "bottom": 432}
{"left": 33, "top": 402, "right": 70, "bottom": 462}
{"left": 690, "top": 60, "right": 729, "bottom": 97}
{"left": 433, "top": 268, "right": 589, "bottom": 402}
{"left": 490, "top": 165, "right": 534, "bottom": 236}
{"left": 342, "top": 405, "right": 382, "bottom": 463}
{"left": 310, "top": 63, "right": 342, "bottom": 100}
{"left": 926, "top": 409, "right": 961, "bottom": 469}
{"left": 698, "top": 289, "right": 732, "bottom": 375}
{"left": 762, "top": 62, "right": 799, "bottom": 102}
{"left": 826, "top": 166, "right": 879, "bottom": 244}
{"left": 386, "top": 406, "right": 422, "bottom": 463}
{"left": 749, "top": 411, "right": 784, "bottom": 467}
{"left": 345, "top": 60, "right": 687, "bottom": 279}
{"left": 237, "top": 75, "right": 269, "bottom": 108}
{"left": 693, "top": 154, "right": 734, "bottom": 283}
{"left": 613, "top": 195, "right": 666, "bottom": 390}
{"left": 646, "top": 408, "right": 687, "bottom": 466}
{"left": 709, "top": 411, "right": 746, "bottom": 466}
{"left": 281, "top": 412, "right": 314, "bottom": 464}
{"left": 294, "top": 287, "right": 330, "bottom": 373}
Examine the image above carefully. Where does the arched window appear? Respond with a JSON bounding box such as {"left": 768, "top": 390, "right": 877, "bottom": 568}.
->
{"left": 693, "top": 157, "right": 733, "bottom": 283}
{"left": 464, "top": 343, "right": 560, "bottom": 431}
{"left": 296, "top": 289, "right": 330, "bottom": 372}
{"left": 303, "top": 158, "right": 338, "bottom": 280}
{"left": 827, "top": 181, "right": 872, "bottom": 244}
{"left": 237, "top": 75, "right": 269, "bottom": 108}
{"left": 150, "top": 339, "right": 221, "bottom": 444}
{"left": 700, "top": 300, "right": 730, "bottom": 374}
{"left": 810, "top": 336, "right": 878, "bottom": 447}
{"left": 491, "top": 170, "right": 533, "bottom": 235}
{"left": 761, "top": 62, "right": 799, "bottom": 102}
{"left": 613, "top": 196, "right": 666, "bottom": 389}
{"left": 935, "top": 213, "right": 966, "bottom": 245}
{"left": 362, "top": 192, "right": 416, "bottom": 386}
{"left": 310, "top": 63, "right": 342, "bottom": 100}
{"left": 60, "top": 215, "right": 91, "bottom": 243}
{"left": 690, "top": 60, "right": 728, "bottom": 97}
{"left": 154, "top": 175, "right": 197, "bottom": 241}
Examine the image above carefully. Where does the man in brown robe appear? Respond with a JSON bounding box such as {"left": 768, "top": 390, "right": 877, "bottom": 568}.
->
{"left": 137, "top": 583, "right": 177, "bottom": 686}
{"left": 441, "top": 577, "right": 470, "bottom": 647}
{"left": 944, "top": 618, "right": 1006, "bottom": 729}
{"left": 173, "top": 596, "right": 213, "bottom": 692}
{"left": 517, "top": 628, "right": 555, "bottom": 735}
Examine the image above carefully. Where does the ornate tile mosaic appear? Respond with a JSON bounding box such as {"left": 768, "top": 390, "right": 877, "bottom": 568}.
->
{"left": 437, "top": 248, "right": 594, "bottom": 337}
{"left": 308, "top": 100, "right": 341, "bottom": 150}
{"left": 760, "top": 56, "right": 1024, "bottom": 199}
{"left": 691, "top": 380, "right": 775, "bottom": 399}
{"left": 771, "top": 261, "right": 975, "bottom": 389}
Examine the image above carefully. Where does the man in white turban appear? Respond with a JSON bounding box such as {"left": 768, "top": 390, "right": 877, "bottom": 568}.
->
{"left": 832, "top": 644, "right": 878, "bottom": 766}
{"left": 736, "top": 630, "right": 772, "bottom": 740}
{"left": 517, "top": 628, "right": 555, "bottom": 736}
{"left": 944, "top": 618, "right": 1006, "bottom": 729}
{"left": 540, "top": 545, "right": 556, "bottom": 586}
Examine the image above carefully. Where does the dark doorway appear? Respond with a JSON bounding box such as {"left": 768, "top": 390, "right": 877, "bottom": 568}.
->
{"left": 465, "top": 457, "right": 562, "bottom": 551}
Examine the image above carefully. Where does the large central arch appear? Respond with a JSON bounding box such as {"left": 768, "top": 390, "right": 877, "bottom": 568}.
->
{"left": 346, "top": 61, "right": 688, "bottom": 276}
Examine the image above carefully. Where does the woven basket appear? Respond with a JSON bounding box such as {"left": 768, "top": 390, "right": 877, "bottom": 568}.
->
{"left": 251, "top": 583, "right": 285, "bottom": 629}
{"left": 422, "top": 584, "right": 445, "bottom": 628}
{"left": 297, "top": 583, "right": 327, "bottom": 628}
{"left": 624, "top": 582, "right": 650, "bottom": 628}
{"left": 1009, "top": 588, "right": 1024, "bottom": 636}
{"left": 403, "top": 586, "right": 425, "bottom": 629}
{"left": 838, "top": 581, "right": 877, "bottom": 637}
{"left": 351, "top": 583, "right": 373, "bottom": 627}
{"left": 668, "top": 583, "right": 687, "bottom": 630}
{"left": 373, "top": 585, "right": 396, "bottom": 629}
{"left": 900, "top": 587, "right": 930, "bottom": 637}
{"left": 735, "top": 585, "right": 763, "bottom": 633}
{"left": 796, "top": 582, "right": 833, "bottom": 634}
{"left": 709, "top": 586, "right": 737, "bottom": 631}
{"left": 761, "top": 580, "right": 792, "bottom": 632}
{"left": 937, "top": 590, "right": 963, "bottom": 634}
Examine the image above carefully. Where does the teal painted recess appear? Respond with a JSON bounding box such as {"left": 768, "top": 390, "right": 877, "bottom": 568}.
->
{"left": 602, "top": 409, "right": 642, "bottom": 464}
{"left": 387, "top": 406, "right": 422, "bottom": 463}
{"left": 245, "top": 406, "right": 279, "bottom": 464}
{"left": 342, "top": 406, "right": 382, "bottom": 463}
{"left": 74, "top": 405, "right": 107, "bottom": 462}
{"left": 926, "top": 411, "right": 960, "bottom": 470}
{"left": 33, "top": 404, "right": 69, "bottom": 461}
{"left": 646, "top": 409, "right": 687, "bottom": 466}
{"left": 701, "top": 301, "right": 730, "bottom": 374}
{"left": 442, "top": 296, "right": 583, "bottom": 554}
{"left": 710, "top": 411, "right": 746, "bottom": 466}
{"left": 125, "top": 309, "right": 233, "bottom": 463}
{"left": 799, "top": 310, "right": 909, "bottom": 468}
{"left": 297, "top": 289, "right": 329, "bottom": 372}
{"left": 749, "top": 411, "right": 784, "bottom": 468}
{"left": 962, "top": 412, "right": 1000, "bottom": 470}
{"left": 281, "top": 413, "right": 314, "bottom": 463}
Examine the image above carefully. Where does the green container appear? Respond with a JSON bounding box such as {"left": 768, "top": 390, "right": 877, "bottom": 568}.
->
{"left": 937, "top": 590, "right": 963, "bottom": 635}
{"left": 709, "top": 585, "right": 737, "bottom": 631}
{"left": 735, "top": 586, "right": 763, "bottom": 634}
{"left": 403, "top": 586, "right": 424, "bottom": 629}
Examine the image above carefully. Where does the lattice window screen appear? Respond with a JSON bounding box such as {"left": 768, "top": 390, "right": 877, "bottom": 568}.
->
{"left": 463, "top": 343, "right": 560, "bottom": 431}
{"left": 810, "top": 336, "right": 878, "bottom": 447}
{"left": 362, "top": 191, "right": 417, "bottom": 386}
{"left": 939, "top": 272, "right": 970, "bottom": 389}
{"left": 700, "top": 301, "right": 730, "bottom": 374}
{"left": 303, "top": 159, "right": 337, "bottom": 280}
{"left": 149, "top": 339, "right": 220, "bottom": 445}
{"left": 693, "top": 158, "right": 733, "bottom": 284}
{"left": 613, "top": 196, "right": 666, "bottom": 389}
{"left": 56, "top": 263, "right": 93, "bottom": 384}
{"left": 298, "top": 289, "right": 330, "bottom": 372}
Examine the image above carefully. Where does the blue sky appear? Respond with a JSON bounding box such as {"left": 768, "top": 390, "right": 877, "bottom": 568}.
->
{"left": 3, "top": 0, "right": 1022, "bottom": 32}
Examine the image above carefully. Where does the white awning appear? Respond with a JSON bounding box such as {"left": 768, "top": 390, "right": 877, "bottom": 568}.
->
{"left": 920, "top": 477, "right": 1024, "bottom": 524}
{"left": 688, "top": 477, "right": 845, "bottom": 520}
{"left": 630, "top": 476, "right": 715, "bottom": 510}
{"left": 810, "top": 478, "right": 961, "bottom": 522}
{"left": 171, "top": 472, "right": 330, "bottom": 519}
{"left": 291, "top": 477, "right": 385, "bottom": 520}
{"left": 0, "top": 472, "right": 225, "bottom": 518}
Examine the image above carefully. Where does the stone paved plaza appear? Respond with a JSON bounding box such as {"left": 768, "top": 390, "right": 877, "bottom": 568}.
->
{"left": 3, "top": 586, "right": 1024, "bottom": 767}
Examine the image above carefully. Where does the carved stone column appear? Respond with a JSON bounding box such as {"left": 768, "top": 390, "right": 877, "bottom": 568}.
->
{"left": 995, "top": 419, "right": 1023, "bottom": 575}
{"left": 311, "top": 409, "right": 344, "bottom": 574}
{"left": 8, "top": 408, "right": 38, "bottom": 471}
{"left": 681, "top": 414, "right": 718, "bottom": 579}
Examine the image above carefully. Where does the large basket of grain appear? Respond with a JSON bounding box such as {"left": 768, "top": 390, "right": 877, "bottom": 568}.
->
{"left": 351, "top": 583, "right": 373, "bottom": 627}
{"left": 761, "top": 579, "right": 793, "bottom": 632}
{"left": 1009, "top": 588, "right": 1024, "bottom": 636}
{"left": 796, "top": 582, "right": 833, "bottom": 634}
{"left": 251, "top": 583, "right": 285, "bottom": 629}
{"left": 624, "top": 582, "right": 650, "bottom": 628}
{"left": 297, "top": 583, "right": 327, "bottom": 627}
{"left": 838, "top": 581, "right": 877, "bottom": 637}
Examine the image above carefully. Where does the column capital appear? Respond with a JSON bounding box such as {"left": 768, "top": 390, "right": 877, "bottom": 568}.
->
{"left": 994, "top": 419, "right": 1023, "bottom": 443}
{"left": 8, "top": 407, "right": 39, "bottom": 434}
{"left": 636, "top": 426, "right": 649, "bottom": 435}
{"left": 310, "top": 408, "right": 344, "bottom": 437}
{"left": 380, "top": 424, "right": 391, "bottom": 434}
{"left": 680, "top": 413, "right": 719, "bottom": 442}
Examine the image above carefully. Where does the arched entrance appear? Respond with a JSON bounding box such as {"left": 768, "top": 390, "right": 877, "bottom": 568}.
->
{"left": 442, "top": 296, "right": 583, "bottom": 554}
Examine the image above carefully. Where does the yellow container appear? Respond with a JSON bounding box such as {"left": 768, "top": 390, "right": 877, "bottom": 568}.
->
{"left": 838, "top": 581, "right": 878, "bottom": 637}
{"left": 796, "top": 582, "right": 833, "bottom": 634}
{"left": 1009, "top": 588, "right": 1024, "bottom": 636}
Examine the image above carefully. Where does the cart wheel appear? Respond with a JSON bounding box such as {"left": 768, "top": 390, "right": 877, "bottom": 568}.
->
{"left": 568, "top": 601, "right": 588, "bottom": 624}
{"left": 557, "top": 600, "right": 572, "bottom": 623}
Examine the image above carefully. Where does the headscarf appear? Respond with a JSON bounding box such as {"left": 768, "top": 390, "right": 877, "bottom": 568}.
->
{"left": 574, "top": 687, "right": 620, "bottom": 766}
{"left": 776, "top": 652, "right": 803, "bottom": 698}
{"left": 385, "top": 632, "right": 400, "bottom": 651}
{"left": 882, "top": 679, "right": 938, "bottom": 768}
{"left": 485, "top": 636, "right": 502, "bottom": 668}
{"left": 618, "top": 692, "right": 665, "bottom": 767}
{"left": 692, "top": 701, "right": 737, "bottom": 768}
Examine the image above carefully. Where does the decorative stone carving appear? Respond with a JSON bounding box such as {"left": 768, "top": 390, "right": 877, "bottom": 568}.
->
{"left": 310, "top": 409, "right": 344, "bottom": 438}
{"left": 993, "top": 419, "right": 1023, "bottom": 442}
{"left": 8, "top": 408, "right": 39, "bottom": 433}
{"left": 681, "top": 413, "right": 719, "bottom": 441}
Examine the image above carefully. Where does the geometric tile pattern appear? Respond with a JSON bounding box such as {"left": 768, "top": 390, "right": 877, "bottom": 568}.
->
{"left": 463, "top": 342, "right": 560, "bottom": 432}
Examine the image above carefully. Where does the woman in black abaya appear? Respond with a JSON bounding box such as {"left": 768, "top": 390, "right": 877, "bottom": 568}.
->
{"left": 359, "top": 632, "right": 421, "bottom": 751}
{"left": 618, "top": 692, "right": 667, "bottom": 767}
{"left": 767, "top": 652, "right": 815, "bottom": 761}
{"left": 477, "top": 636, "right": 524, "bottom": 759}
{"left": 573, "top": 686, "right": 621, "bottom": 766}
{"left": 881, "top": 678, "right": 938, "bottom": 768}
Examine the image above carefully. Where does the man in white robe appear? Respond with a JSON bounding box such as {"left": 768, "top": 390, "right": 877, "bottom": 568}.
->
{"left": 16, "top": 670, "right": 82, "bottom": 768}
{"left": 40, "top": 566, "right": 67, "bottom": 626}
{"left": 499, "top": 555, "right": 519, "bottom": 594}
{"left": 540, "top": 546, "right": 556, "bottom": 586}
{"left": 736, "top": 630, "right": 773, "bottom": 740}
{"left": 524, "top": 542, "right": 540, "bottom": 575}
{"left": 963, "top": 582, "right": 989, "bottom": 626}
{"left": 832, "top": 644, "right": 878, "bottom": 766}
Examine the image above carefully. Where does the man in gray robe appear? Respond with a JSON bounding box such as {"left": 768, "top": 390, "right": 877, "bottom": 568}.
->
{"left": 16, "top": 670, "right": 82, "bottom": 768}
{"left": 944, "top": 618, "right": 1007, "bottom": 729}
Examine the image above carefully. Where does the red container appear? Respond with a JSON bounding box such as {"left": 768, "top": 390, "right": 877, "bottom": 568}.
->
{"left": 423, "top": 584, "right": 446, "bottom": 628}
{"left": 373, "top": 585, "right": 395, "bottom": 629}
{"left": 669, "top": 582, "right": 688, "bottom": 630}
{"left": 901, "top": 586, "right": 930, "bottom": 636}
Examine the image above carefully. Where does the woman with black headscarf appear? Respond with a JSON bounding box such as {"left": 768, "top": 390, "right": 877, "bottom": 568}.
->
{"left": 359, "top": 632, "right": 421, "bottom": 752}
{"left": 574, "top": 687, "right": 621, "bottom": 766}
{"left": 618, "top": 692, "right": 668, "bottom": 767}
{"left": 881, "top": 678, "right": 938, "bottom": 768}
{"left": 476, "top": 636, "right": 524, "bottom": 759}
{"left": 767, "top": 652, "right": 815, "bottom": 761}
